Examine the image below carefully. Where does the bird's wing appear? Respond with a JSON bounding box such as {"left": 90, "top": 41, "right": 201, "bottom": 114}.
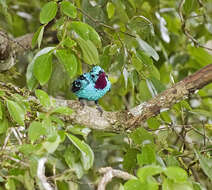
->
{"left": 71, "top": 73, "right": 91, "bottom": 93}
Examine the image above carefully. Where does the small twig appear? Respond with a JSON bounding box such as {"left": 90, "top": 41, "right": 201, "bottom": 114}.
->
{"left": 3, "top": 155, "right": 29, "bottom": 167}
{"left": 186, "top": 125, "right": 212, "bottom": 143}
{"left": 2, "top": 128, "right": 12, "bottom": 150}
{"left": 77, "top": 8, "right": 136, "bottom": 38}
{"left": 98, "top": 167, "right": 136, "bottom": 190}
{"left": 11, "top": 127, "right": 22, "bottom": 145}
{"left": 177, "top": 148, "right": 212, "bottom": 158}
{"left": 37, "top": 157, "right": 54, "bottom": 190}
{"left": 202, "top": 121, "right": 206, "bottom": 147}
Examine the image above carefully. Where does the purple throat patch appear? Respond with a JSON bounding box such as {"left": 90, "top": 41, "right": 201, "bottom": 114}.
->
{"left": 95, "top": 73, "right": 107, "bottom": 89}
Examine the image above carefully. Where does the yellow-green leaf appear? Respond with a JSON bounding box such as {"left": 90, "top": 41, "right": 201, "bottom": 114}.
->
{"left": 40, "top": 1, "right": 58, "bottom": 24}
{"left": 56, "top": 49, "right": 78, "bottom": 78}
{"left": 33, "top": 53, "right": 53, "bottom": 85}
{"left": 66, "top": 133, "right": 94, "bottom": 170}
{"left": 61, "top": 1, "right": 77, "bottom": 18}
{"left": 106, "top": 2, "right": 115, "bottom": 19}
{"left": 7, "top": 100, "right": 25, "bottom": 125}
{"left": 76, "top": 37, "right": 99, "bottom": 65}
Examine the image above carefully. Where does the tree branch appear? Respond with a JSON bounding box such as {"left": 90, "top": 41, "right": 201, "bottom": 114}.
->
{"left": 61, "top": 64, "right": 212, "bottom": 131}
{"left": 37, "top": 157, "right": 54, "bottom": 190}
{"left": 97, "top": 167, "right": 136, "bottom": 190}
{"left": 0, "top": 64, "right": 212, "bottom": 132}
{"left": 0, "top": 31, "right": 33, "bottom": 71}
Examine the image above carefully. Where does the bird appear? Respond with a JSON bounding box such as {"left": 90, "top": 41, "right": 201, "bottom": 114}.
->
{"left": 71, "top": 66, "right": 111, "bottom": 115}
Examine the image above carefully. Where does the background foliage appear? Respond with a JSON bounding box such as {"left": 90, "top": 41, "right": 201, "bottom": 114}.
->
{"left": 0, "top": 0, "right": 212, "bottom": 189}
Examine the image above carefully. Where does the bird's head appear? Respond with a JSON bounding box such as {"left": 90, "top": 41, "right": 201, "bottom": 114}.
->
{"left": 90, "top": 66, "right": 109, "bottom": 90}
{"left": 90, "top": 66, "right": 105, "bottom": 83}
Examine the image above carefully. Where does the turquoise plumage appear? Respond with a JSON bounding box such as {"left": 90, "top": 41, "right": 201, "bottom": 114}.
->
{"left": 71, "top": 66, "right": 111, "bottom": 114}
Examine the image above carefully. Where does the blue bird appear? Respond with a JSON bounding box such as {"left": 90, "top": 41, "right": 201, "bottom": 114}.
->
{"left": 71, "top": 66, "right": 111, "bottom": 114}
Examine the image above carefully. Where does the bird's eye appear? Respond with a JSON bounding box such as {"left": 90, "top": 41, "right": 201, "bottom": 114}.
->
{"left": 98, "top": 71, "right": 103, "bottom": 75}
{"left": 91, "top": 74, "right": 95, "bottom": 78}
{"left": 79, "top": 75, "right": 85, "bottom": 80}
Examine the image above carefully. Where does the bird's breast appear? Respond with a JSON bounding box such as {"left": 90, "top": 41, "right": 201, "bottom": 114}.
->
{"left": 94, "top": 73, "right": 107, "bottom": 89}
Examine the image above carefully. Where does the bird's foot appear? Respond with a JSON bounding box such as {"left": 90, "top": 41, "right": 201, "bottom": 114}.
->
{"left": 79, "top": 98, "right": 85, "bottom": 108}
{"left": 95, "top": 100, "right": 103, "bottom": 116}
{"left": 96, "top": 105, "right": 103, "bottom": 116}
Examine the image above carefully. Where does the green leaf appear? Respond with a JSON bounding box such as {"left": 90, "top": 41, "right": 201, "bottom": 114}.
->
{"left": 0, "top": 114, "right": 8, "bottom": 134}
{"left": 70, "top": 21, "right": 101, "bottom": 48}
{"left": 146, "top": 79, "right": 158, "bottom": 97}
{"left": 183, "top": 0, "right": 198, "bottom": 15}
{"left": 180, "top": 100, "right": 192, "bottom": 111}
{"left": 50, "top": 116, "right": 64, "bottom": 126}
{"left": 76, "top": 37, "right": 99, "bottom": 65}
{"left": 5, "top": 178, "right": 16, "bottom": 190}
{"left": 28, "top": 121, "right": 46, "bottom": 142}
{"left": 162, "top": 178, "right": 193, "bottom": 190}
{"left": 191, "top": 109, "right": 212, "bottom": 118}
{"left": 12, "top": 94, "right": 29, "bottom": 113}
{"left": 132, "top": 55, "right": 143, "bottom": 73}
{"left": 149, "top": 77, "right": 165, "bottom": 93}
{"left": 164, "top": 166, "right": 188, "bottom": 182}
{"left": 66, "top": 133, "right": 94, "bottom": 170}
{"left": 32, "top": 25, "right": 45, "bottom": 48}
{"left": 26, "top": 60, "right": 39, "bottom": 90}
{"left": 35, "top": 89, "right": 51, "bottom": 108}
{"left": 192, "top": 182, "right": 206, "bottom": 190}
{"left": 24, "top": 171, "right": 34, "bottom": 190}
{"left": 155, "top": 12, "right": 170, "bottom": 43}
{"left": 64, "top": 145, "right": 84, "bottom": 178}
{"left": 27, "top": 47, "right": 54, "bottom": 90}
{"left": 136, "top": 36, "right": 159, "bottom": 61}
{"left": 123, "top": 148, "right": 138, "bottom": 172}
{"left": 62, "top": 38, "right": 76, "bottom": 48}
{"left": 19, "top": 144, "right": 37, "bottom": 155}
{"left": 7, "top": 100, "right": 25, "bottom": 125}
{"left": 135, "top": 50, "right": 160, "bottom": 80}
{"left": 137, "top": 165, "right": 163, "bottom": 181}
{"left": 0, "top": 101, "right": 2, "bottom": 120}
{"left": 106, "top": 2, "right": 115, "bottom": 19}
{"left": 52, "top": 106, "right": 73, "bottom": 115}
{"left": 56, "top": 49, "right": 78, "bottom": 78}
{"left": 188, "top": 46, "right": 212, "bottom": 67}
{"left": 67, "top": 125, "right": 91, "bottom": 139}
{"left": 130, "top": 128, "right": 154, "bottom": 145}
{"left": 61, "top": 1, "right": 77, "bottom": 18}
{"left": 124, "top": 179, "right": 143, "bottom": 190}
{"left": 137, "top": 144, "right": 156, "bottom": 166}
{"left": 195, "top": 149, "right": 212, "bottom": 181}
{"left": 136, "top": 50, "right": 153, "bottom": 66}
{"left": 129, "top": 16, "right": 154, "bottom": 38}
{"left": 160, "top": 111, "right": 172, "bottom": 123}
{"left": 127, "top": 0, "right": 136, "bottom": 9}
{"left": 147, "top": 117, "right": 160, "bottom": 129}
{"left": 33, "top": 53, "right": 53, "bottom": 85}
{"left": 43, "top": 133, "right": 61, "bottom": 153}
{"left": 40, "top": 1, "right": 58, "bottom": 24}
{"left": 0, "top": 91, "right": 5, "bottom": 97}
{"left": 138, "top": 80, "right": 152, "bottom": 101}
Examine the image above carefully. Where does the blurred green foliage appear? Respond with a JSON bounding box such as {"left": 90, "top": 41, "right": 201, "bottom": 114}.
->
{"left": 0, "top": 0, "right": 212, "bottom": 189}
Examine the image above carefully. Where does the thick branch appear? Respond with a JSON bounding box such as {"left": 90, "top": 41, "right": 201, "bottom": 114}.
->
{"left": 97, "top": 167, "right": 136, "bottom": 190}
{"left": 127, "top": 64, "right": 212, "bottom": 127}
